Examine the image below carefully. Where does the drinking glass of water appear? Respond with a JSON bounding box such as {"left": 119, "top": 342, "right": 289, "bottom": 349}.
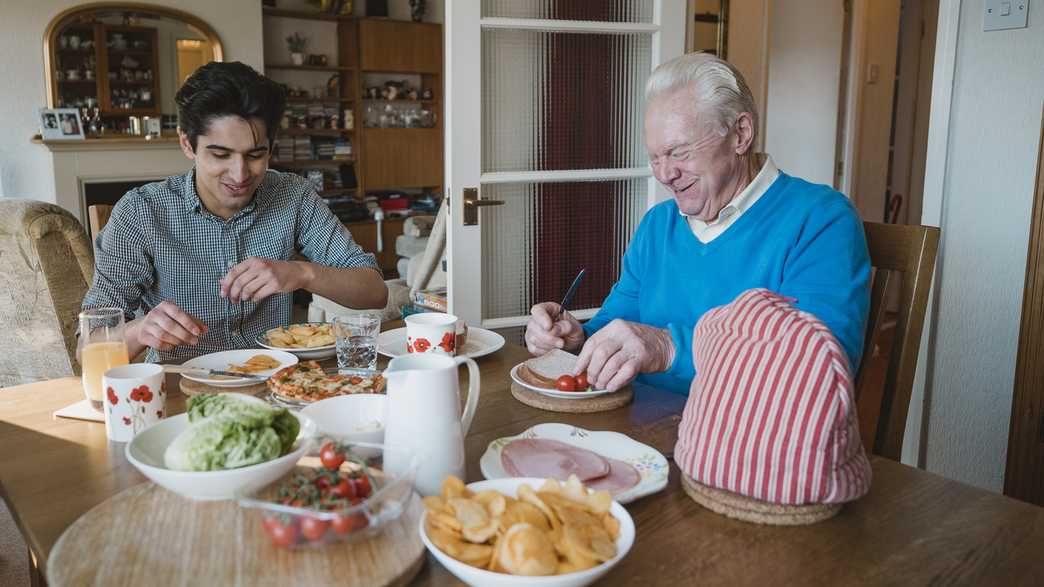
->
{"left": 333, "top": 313, "right": 381, "bottom": 371}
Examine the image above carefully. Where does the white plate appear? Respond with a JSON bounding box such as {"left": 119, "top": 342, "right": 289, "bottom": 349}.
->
{"left": 508, "top": 364, "right": 617, "bottom": 399}
{"left": 479, "top": 423, "right": 669, "bottom": 504}
{"left": 179, "top": 349, "right": 298, "bottom": 388}
{"left": 377, "top": 326, "right": 505, "bottom": 359}
{"left": 420, "top": 477, "right": 634, "bottom": 587}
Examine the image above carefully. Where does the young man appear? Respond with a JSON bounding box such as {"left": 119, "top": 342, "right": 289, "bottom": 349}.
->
{"left": 82, "top": 61, "right": 387, "bottom": 362}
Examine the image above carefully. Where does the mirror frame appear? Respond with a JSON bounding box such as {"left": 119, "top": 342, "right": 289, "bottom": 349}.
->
{"left": 43, "top": 2, "right": 224, "bottom": 109}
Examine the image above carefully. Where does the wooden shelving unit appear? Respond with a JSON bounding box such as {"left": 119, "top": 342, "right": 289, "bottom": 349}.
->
{"left": 51, "top": 22, "right": 161, "bottom": 117}
{"left": 262, "top": 12, "right": 443, "bottom": 275}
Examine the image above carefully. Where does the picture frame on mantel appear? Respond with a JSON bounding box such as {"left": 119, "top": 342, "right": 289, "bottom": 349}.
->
{"left": 39, "top": 107, "right": 85, "bottom": 141}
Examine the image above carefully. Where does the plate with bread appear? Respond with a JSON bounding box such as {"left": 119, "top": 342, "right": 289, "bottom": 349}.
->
{"left": 511, "top": 349, "right": 619, "bottom": 399}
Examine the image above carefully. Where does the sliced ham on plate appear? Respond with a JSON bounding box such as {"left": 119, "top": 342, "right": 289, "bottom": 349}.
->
{"left": 500, "top": 438, "right": 641, "bottom": 495}
{"left": 501, "top": 438, "right": 609, "bottom": 481}
{"left": 586, "top": 457, "right": 642, "bottom": 494}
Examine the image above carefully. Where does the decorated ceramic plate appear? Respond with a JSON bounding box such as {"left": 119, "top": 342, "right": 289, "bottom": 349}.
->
{"left": 508, "top": 364, "right": 619, "bottom": 399}
{"left": 376, "top": 326, "right": 506, "bottom": 359}
{"left": 479, "top": 422, "right": 669, "bottom": 504}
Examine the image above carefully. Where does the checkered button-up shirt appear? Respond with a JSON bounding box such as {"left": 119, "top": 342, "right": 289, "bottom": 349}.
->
{"left": 83, "top": 168, "right": 378, "bottom": 363}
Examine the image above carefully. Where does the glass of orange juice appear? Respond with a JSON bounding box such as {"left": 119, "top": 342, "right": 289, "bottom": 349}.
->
{"left": 78, "top": 308, "right": 130, "bottom": 411}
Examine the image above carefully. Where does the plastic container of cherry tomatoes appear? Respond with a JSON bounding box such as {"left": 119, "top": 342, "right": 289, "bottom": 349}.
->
{"left": 236, "top": 440, "right": 420, "bottom": 549}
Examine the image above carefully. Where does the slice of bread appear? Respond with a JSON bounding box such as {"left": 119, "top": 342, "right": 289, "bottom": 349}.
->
{"left": 522, "top": 344, "right": 580, "bottom": 382}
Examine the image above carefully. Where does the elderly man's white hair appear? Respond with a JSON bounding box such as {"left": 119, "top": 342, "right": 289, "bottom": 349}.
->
{"left": 645, "top": 52, "right": 758, "bottom": 141}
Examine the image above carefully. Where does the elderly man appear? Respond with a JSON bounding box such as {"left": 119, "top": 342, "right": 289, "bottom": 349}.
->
{"left": 82, "top": 62, "right": 387, "bottom": 362}
{"left": 525, "top": 53, "right": 870, "bottom": 394}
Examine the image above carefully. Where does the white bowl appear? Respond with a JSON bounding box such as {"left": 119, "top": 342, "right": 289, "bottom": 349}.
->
{"left": 299, "top": 394, "right": 386, "bottom": 446}
{"left": 419, "top": 477, "right": 635, "bottom": 587}
{"left": 256, "top": 334, "right": 336, "bottom": 360}
{"left": 126, "top": 399, "right": 316, "bottom": 501}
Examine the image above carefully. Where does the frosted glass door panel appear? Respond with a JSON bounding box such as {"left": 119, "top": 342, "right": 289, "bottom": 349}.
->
{"left": 480, "top": 180, "right": 647, "bottom": 321}
{"left": 481, "top": 0, "right": 654, "bottom": 23}
{"left": 481, "top": 28, "right": 651, "bottom": 173}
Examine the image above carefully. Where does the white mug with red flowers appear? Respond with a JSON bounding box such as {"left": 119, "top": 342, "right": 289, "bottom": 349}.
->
{"left": 102, "top": 364, "right": 166, "bottom": 442}
{"left": 405, "top": 313, "right": 465, "bottom": 356}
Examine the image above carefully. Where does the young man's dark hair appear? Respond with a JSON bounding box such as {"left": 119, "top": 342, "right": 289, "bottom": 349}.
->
{"left": 175, "top": 61, "right": 287, "bottom": 150}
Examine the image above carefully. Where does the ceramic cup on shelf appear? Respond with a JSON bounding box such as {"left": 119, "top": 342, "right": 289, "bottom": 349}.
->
{"left": 101, "top": 364, "right": 166, "bottom": 442}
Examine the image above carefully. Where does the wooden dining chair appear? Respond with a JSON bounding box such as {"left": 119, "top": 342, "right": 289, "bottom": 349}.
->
{"left": 87, "top": 204, "right": 113, "bottom": 243}
{"left": 855, "top": 222, "right": 940, "bottom": 461}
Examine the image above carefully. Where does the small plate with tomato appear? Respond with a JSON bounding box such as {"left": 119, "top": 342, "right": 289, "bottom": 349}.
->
{"left": 236, "top": 440, "right": 420, "bottom": 549}
{"left": 509, "top": 364, "right": 621, "bottom": 399}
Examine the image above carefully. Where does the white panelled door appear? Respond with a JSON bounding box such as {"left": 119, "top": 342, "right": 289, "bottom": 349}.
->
{"left": 445, "top": 1, "right": 685, "bottom": 329}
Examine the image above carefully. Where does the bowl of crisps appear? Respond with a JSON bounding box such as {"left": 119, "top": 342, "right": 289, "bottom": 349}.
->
{"left": 258, "top": 323, "right": 336, "bottom": 360}
{"left": 419, "top": 475, "right": 635, "bottom": 587}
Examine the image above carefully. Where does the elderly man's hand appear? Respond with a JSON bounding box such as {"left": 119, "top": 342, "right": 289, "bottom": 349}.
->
{"left": 525, "top": 302, "right": 586, "bottom": 355}
{"left": 575, "top": 319, "right": 675, "bottom": 391}
{"left": 221, "top": 257, "right": 306, "bottom": 303}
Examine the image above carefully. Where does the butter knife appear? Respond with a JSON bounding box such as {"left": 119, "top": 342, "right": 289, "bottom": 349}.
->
{"left": 164, "top": 365, "right": 269, "bottom": 381}
{"left": 553, "top": 268, "right": 587, "bottom": 322}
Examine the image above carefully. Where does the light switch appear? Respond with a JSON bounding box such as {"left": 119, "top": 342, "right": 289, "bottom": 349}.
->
{"left": 984, "top": 0, "right": 1029, "bottom": 31}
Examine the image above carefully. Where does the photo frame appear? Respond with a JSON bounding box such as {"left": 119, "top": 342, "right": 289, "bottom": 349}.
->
{"left": 39, "top": 107, "right": 85, "bottom": 140}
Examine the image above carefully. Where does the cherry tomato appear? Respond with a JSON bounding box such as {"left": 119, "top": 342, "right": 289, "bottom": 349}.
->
{"left": 555, "top": 374, "right": 577, "bottom": 392}
{"left": 330, "top": 478, "right": 356, "bottom": 499}
{"left": 300, "top": 516, "right": 329, "bottom": 541}
{"left": 264, "top": 517, "right": 299, "bottom": 547}
{"left": 575, "top": 372, "right": 590, "bottom": 390}
{"left": 319, "top": 442, "right": 346, "bottom": 469}
{"left": 352, "top": 475, "right": 372, "bottom": 498}
{"left": 331, "top": 512, "right": 368, "bottom": 534}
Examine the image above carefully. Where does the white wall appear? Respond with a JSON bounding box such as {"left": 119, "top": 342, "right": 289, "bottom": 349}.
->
{"left": 0, "top": 0, "right": 263, "bottom": 202}
{"left": 912, "top": 1, "right": 1044, "bottom": 491}
{"left": 763, "top": 0, "right": 844, "bottom": 186}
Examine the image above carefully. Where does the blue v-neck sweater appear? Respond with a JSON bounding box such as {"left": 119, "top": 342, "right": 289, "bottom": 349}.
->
{"left": 583, "top": 172, "right": 871, "bottom": 395}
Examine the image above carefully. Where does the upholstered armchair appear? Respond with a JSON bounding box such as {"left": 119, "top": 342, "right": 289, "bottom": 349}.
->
{"left": 0, "top": 199, "right": 94, "bottom": 387}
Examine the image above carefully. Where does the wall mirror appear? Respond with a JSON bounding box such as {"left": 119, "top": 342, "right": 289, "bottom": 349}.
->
{"left": 44, "top": 3, "right": 223, "bottom": 134}
{"left": 687, "top": 0, "right": 729, "bottom": 58}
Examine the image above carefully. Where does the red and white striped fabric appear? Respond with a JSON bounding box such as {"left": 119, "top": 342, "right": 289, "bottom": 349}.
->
{"left": 674, "top": 289, "right": 871, "bottom": 505}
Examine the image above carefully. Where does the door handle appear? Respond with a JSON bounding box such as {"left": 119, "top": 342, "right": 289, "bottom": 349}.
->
{"left": 462, "top": 187, "right": 505, "bottom": 226}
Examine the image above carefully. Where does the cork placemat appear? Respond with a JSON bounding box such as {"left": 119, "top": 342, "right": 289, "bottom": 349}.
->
{"left": 510, "top": 382, "right": 633, "bottom": 413}
{"left": 48, "top": 483, "right": 426, "bottom": 587}
{"left": 680, "top": 473, "right": 841, "bottom": 526}
{"left": 179, "top": 376, "right": 268, "bottom": 397}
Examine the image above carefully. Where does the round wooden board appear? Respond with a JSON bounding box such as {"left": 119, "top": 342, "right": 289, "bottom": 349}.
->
{"left": 680, "top": 473, "right": 841, "bottom": 526}
{"left": 179, "top": 376, "right": 268, "bottom": 397}
{"left": 47, "top": 483, "right": 426, "bottom": 587}
{"left": 510, "top": 382, "right": 633, "bottom": 413}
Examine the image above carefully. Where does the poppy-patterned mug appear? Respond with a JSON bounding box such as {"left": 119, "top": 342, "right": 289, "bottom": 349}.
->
{"left": 102, "top": 364, "right": 166, "bottom": 442}
{"left": 405, "top": 313, "right": 467, "bottom": 356}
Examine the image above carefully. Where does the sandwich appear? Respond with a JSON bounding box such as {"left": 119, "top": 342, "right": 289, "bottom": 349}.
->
{"left": 517, "top": 349, "right": 592, "bottom": 392}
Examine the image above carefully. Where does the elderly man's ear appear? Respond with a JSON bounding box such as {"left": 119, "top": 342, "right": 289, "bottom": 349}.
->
{"left": 731, "top": 112, "right": 756, "bottom": 156}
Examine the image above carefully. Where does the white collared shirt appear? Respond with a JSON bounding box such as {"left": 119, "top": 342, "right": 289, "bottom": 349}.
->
{"left": 682, "top": 154, "right": 780, "bottom": 243}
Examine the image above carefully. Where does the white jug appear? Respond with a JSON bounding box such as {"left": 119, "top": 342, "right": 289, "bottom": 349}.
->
{"left": 383, "top": 353, "right": 480, "bottom": 496}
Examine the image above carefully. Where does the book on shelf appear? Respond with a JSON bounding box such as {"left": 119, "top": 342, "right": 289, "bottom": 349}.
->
{"left": 411, "top": 288, "right": 447, "bottom": 312}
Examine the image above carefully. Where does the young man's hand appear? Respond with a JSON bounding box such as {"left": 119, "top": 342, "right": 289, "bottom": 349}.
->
{"left": 220, "top": 257, "right": 309, "bottom": 303}
{"left": 128, "top": 301, "right": 207, "bottom": 353}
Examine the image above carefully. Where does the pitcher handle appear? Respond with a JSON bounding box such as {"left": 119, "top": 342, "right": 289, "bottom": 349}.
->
{"left": 454, "top": 356, "right": 480, "bottom": 435}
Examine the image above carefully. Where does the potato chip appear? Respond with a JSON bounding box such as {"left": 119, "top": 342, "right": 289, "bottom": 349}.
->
{"left": 426, "top": 520, "right": 493, "bottom": 567}
{"left": 473, "top": 490, "right": 507, "bottom": 518}
{"left": 498, "top": 523, "right": 558, "bottom": 576}
{"left": 442, "top": 475, "right": 472, "bottom": 499}
{"left": 500, "top": 500, "right": 551, "bottom": 534}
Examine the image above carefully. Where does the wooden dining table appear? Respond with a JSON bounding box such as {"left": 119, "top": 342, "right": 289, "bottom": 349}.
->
{"left": 2, "top": 340, "right": 1044, "bottom": 585}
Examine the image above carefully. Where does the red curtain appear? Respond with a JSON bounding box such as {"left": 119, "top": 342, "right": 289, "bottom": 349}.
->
{"left": 533, "top": 1, "right": 624, "bottom": 311}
